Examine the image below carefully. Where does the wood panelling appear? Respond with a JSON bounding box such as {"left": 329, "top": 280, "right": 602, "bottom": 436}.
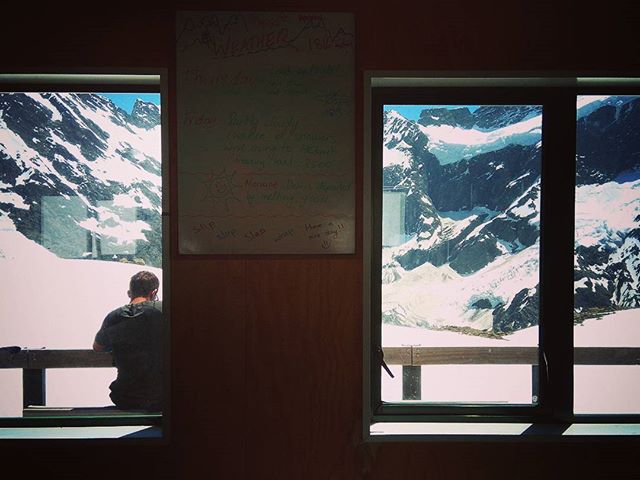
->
{"left": 243, "top": 258, "right": 361, "bottom": 479}
{"left": 170, "top": 259, "right": 247, "bottom": 478}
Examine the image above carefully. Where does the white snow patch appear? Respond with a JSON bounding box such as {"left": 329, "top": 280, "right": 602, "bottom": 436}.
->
{"left": 0, "top": 210, "right": 17, "bottom": 231}
{"left": 506, "top": 172, "right": 531, "bottom": 188}
{"left": 510, "top": 197, "right": 538, "bottom": 220}
{"left": 24, "top": 93, "right": 63, "bottom": 122}
{"left": 382, "top": 309, "right": 640, "bottom": 411}
{"left": 382, "top": 241, "right": 539, "bottom": 331}
{"left": 383, "top": 146, "right": 412, "bottom": 168}
{"left": 14, "top": 168, "right": 35, "bottom": 186}
{"left": 78, "top": 217, "right": 150, "bottom": 245}
{"left": 575, "top": 309, "right": 640, "bottom": 347}
{"left": 577, "top": 95, "right": 611, "bottom": 112}
{"left": 0, "top": 192, "right": 29, "bottom": 209}
{"left": 386, "top": 110, "right": 408, "bottom": 122}
{"left": 0, "top": 230, "right": 163, "bottom": 416}
{"left": 575, "top": 180, "right": 640, "bottom": 248}
{"left": 419, "top": 115, "right": 542, "bottom": 164}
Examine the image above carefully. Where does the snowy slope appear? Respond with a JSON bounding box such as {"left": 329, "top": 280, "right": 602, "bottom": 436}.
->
{"left": 0, "top": 217, "right": 163, "bottom": 349}
{"left": 0, "top": 92, "right": 162, "bottom": 266}
{"left": 577, "top": 95, "right": 637, "bottom": 119}
{"left": 383, "top": 106, "right": 542, "bottom": 166}
{"left": 575, "top": 180, "right": 640, "bottom": 248}
{"left": 382, "top": 240, "right": 539, "bottom": 331}
{"left": 383, "top": 110, "right": 428, "bottom": 168}
{"left": 381, "top": 110, "right": 543, "bottom": 334}
{"left": 0, "top": 218, "right": 162, "bottom": 416}
{"left": 381, "top": 96, "right": 640, "bottom": 335}
{"left": 419, "top": 114, "right": 542, "bottom": 165}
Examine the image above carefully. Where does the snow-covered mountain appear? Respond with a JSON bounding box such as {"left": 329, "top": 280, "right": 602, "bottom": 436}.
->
{"left": 576, "top": 95, "right": 637, "bottom": 120}
{"left": 576, "top": 96, "right": 640, "bottom": 185}
{"left": 385, "top": 106, "right": 542, "bottom": 165}
{"left": 573, "top": 96, "right": 640, "bottom": 313}
{"left": 382, "top": 97, "right": 640, "bottom": 336}
{"left": 0, "top": 93, "right": 162, "bottom": 266}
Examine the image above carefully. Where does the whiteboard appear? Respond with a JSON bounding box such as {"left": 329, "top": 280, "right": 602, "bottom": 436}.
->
{"left": 176, "top": 11, "right": 355, "bottom": 254}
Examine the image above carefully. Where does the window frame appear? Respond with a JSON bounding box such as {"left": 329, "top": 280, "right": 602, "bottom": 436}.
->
{"left": 364, "top": 74, "right": 640, "bottom": 439}
{"left": 0, "top": 71, "right": 170, "bottom": 441}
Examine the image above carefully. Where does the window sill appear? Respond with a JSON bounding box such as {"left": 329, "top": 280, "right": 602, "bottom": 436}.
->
{"left": 0, "top": 425, "right": 161, "bottom": 440}
{"left": 368, "top": 422, "right": 640, "bottom": 442}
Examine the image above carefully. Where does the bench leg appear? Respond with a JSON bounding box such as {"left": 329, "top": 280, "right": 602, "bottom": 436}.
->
{"left": 402, "top": 365, "right": 421, "bottom": 400}
{"left": 23, "top": 368, "right": 46, "bottom": 408}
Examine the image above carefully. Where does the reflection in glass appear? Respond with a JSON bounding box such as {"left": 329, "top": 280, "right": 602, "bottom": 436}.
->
{"left": 41, "top": 196, "right": 88, "bottom": 258}
{"left": 382, "top": 188, "right": 407, "bottom": 247}
{"left": 95, "top": 201, "right": 138, "bottom": 256}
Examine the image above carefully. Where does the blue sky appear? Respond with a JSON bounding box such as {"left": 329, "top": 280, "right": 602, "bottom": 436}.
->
{"left": 99, "top": 93, "right": 160, "bottom": 113}
{"left": 385, "top": 104, "right": 480, "bottom": 122}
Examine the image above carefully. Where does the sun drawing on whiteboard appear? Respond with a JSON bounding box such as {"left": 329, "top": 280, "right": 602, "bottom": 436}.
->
{"left": 200, "top": 169, "right": 240, "bottom": 212}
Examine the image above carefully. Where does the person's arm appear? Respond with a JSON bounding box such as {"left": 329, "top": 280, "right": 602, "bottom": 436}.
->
{"left": 93, "top": 312, "right": 113, "bottom": 352}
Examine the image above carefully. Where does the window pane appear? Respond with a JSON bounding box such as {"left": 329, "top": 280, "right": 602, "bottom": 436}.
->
{"left": 381, "top": 104, "right": 541, "bottom": 404}
{"left": 0, "top": 92, "right": 162, "bottom": 416}
{"left": 574, "top": 95, "right": 640, "bottom": 414}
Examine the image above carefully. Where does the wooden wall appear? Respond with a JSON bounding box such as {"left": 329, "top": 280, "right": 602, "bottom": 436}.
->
{"left": 2, "top": 1, "right": 639, "bottom": 478}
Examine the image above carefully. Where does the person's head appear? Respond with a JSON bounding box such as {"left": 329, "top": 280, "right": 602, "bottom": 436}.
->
{"left": 128, "top": 271, "right": 159, "bottom": 300}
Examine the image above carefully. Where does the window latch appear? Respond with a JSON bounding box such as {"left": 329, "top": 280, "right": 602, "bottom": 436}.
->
{"left": 377, "top": 346, "right": 394, "bottom": 378}
{"left": 542, "top": 351, "right": 550, "bottom": 382}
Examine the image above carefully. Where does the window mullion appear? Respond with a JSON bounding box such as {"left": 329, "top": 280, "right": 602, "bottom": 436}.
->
{"left": 539, "top": 89, "right": 576, "bottom": 422}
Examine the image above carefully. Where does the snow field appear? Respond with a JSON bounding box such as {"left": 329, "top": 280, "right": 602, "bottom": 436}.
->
{"left": 0, "top": 228, "right": 162, "bottom": 416}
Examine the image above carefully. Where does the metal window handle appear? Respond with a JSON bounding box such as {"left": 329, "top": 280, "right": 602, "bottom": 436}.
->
{"left": 377, "top": 346, "right": 394, "bottom": 378}
{"left": 542, "top": 351, "right": 550, "bottom": 382}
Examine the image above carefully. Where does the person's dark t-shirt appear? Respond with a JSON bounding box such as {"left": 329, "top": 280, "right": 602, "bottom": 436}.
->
{"left": 95, "top": 301, "right": 163, "bottom": 411}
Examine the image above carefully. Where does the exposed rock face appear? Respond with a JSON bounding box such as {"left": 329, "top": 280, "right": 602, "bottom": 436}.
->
{"left": 382, "top": 97, "right": 640, "bottom": 334}
{"left": 418, "top": 107, "right": 476, "bottom": 128}
{"left": 130, "top": 99, "right": 161, "bottom": 130}
{"left": 576, "top": 98, "right": 640, "bottom": 185}
{"left": 417, "top": 105, "right": 542, "bottom": 130}
{"left": 390, "top": 143, "right": 540, "bottom": 276}
{"left": 493, "top": 287, "right": 539, "bottom": 334}
{"left": 0, "top": 93, "right": 162, "bottom": 266}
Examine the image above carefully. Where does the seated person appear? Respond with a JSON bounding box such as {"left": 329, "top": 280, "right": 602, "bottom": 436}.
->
{"left": 93, "top": 271, "right": 163, "bottom": 411}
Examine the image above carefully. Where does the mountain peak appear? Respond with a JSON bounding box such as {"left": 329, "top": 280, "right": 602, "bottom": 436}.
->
{"left": 130, "top": 99, "right": 160, "bottom": 129}
{"left": 473, "top": 105, "right": 541, "bottom": 129}
{"left": 385, "top": 109, "right": 408, "bottom": 122}
{"left": 418, "top": 107, "right": 475, "bottom": 128}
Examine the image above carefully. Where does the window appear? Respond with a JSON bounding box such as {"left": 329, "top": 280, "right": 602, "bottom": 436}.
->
{"left": 574, "top": 94, "right": 640, "bottom": 415}
{"left": 365, "top": 77, "right": 640, "bottom": 438}
{"left": 0, "top": 73, "right": 168, "bottom": 439}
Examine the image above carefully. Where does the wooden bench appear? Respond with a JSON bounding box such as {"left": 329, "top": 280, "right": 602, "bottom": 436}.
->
{"left": 1, "top": 348, "right": 162, "bottom": 426}
{"left": 23, "top": 406, "right": 162, "bottom": 418}
{"left": 382, "top": 346, "right": 640, "bottom": 400}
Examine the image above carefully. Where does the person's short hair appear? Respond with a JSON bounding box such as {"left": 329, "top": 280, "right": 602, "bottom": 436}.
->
{"left": 129, "top": 271, "right": 159, "bottom": 299}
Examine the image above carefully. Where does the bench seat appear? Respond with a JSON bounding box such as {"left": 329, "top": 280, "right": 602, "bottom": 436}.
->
{"left": 23, "top": 406, "right": 161, "bottom": 417}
